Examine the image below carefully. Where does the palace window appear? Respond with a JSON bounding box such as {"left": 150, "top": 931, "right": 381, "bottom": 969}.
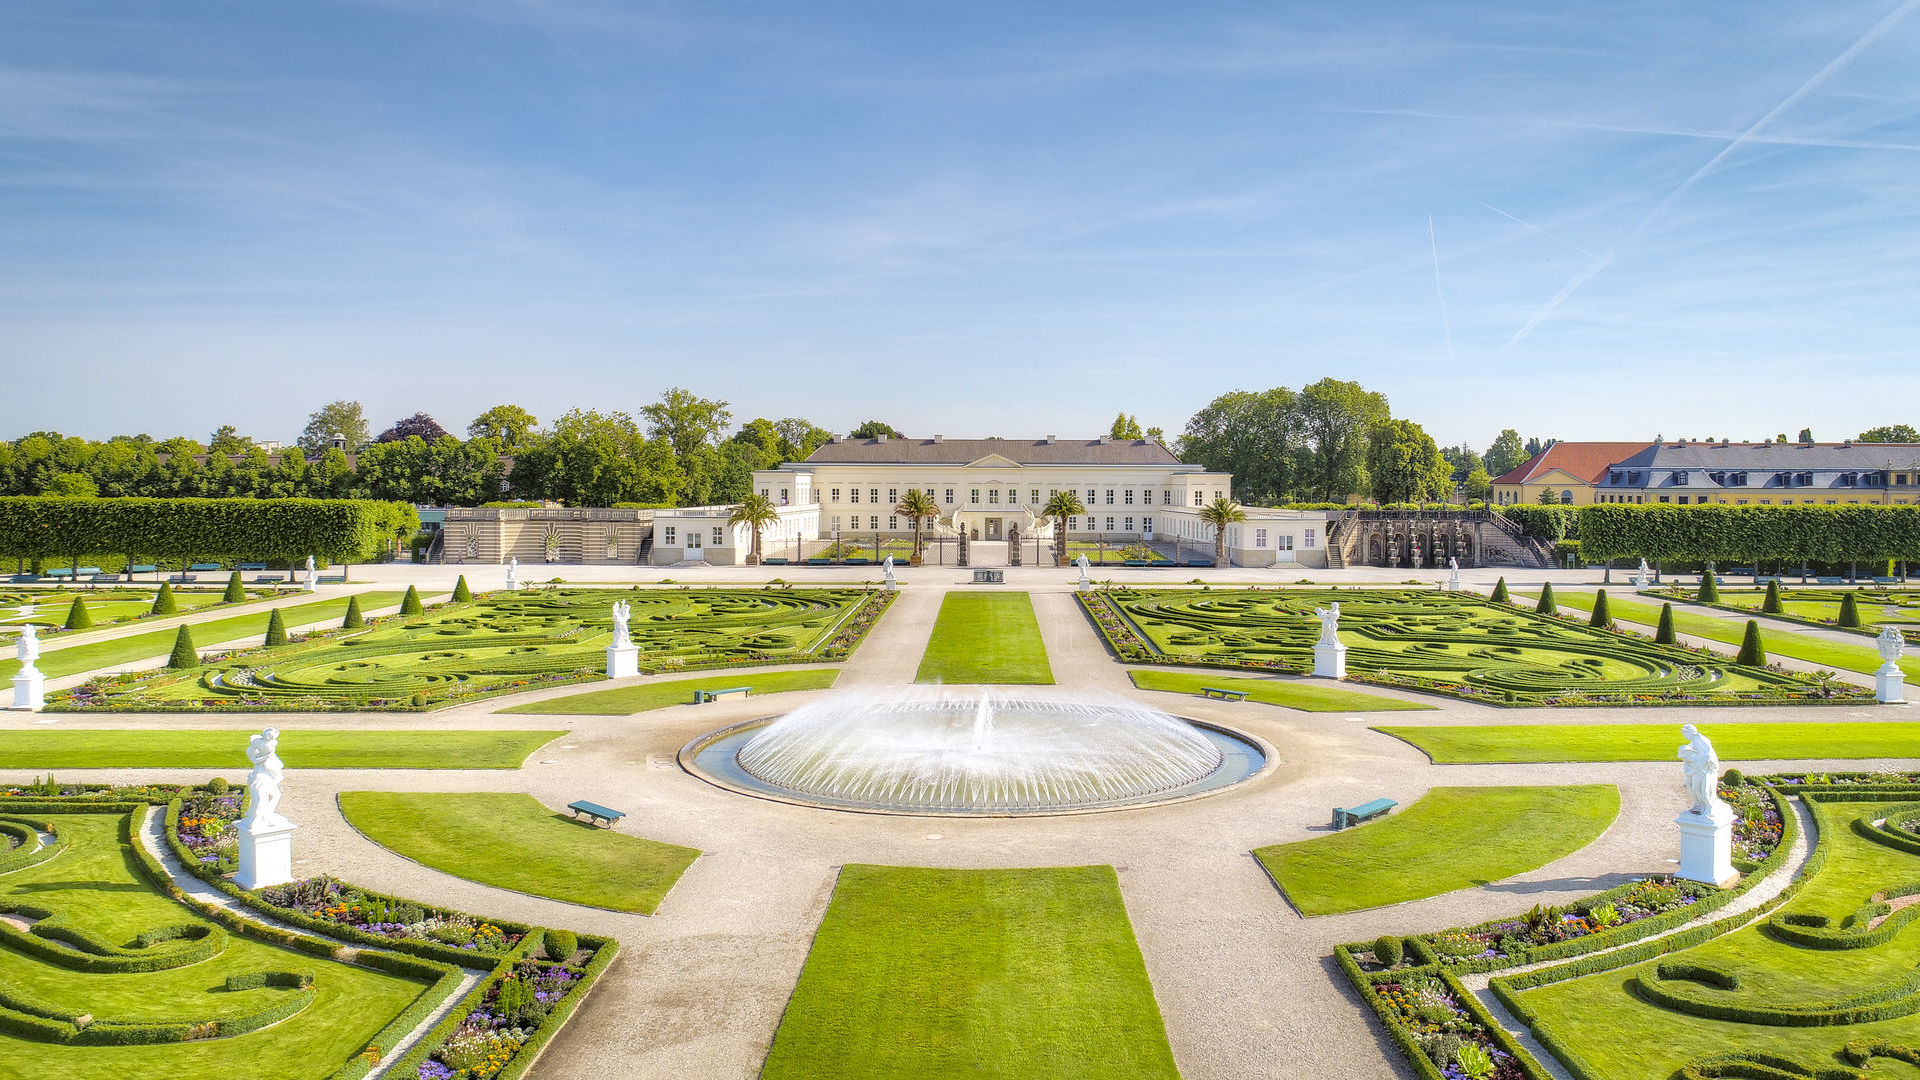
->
{"left": 988, "top": 489, "right": 999, "bottom": 504}
{"left": 869, "top": 488, "right": 878, "bottom": 503}
{"left": 1124, "top": 517, "right": 1134, "bottom": 531}
{"left": 849, "top": 489, "right": 860, "bottom": 503}
{"left": 1162, "top": 490, "right": 1171, "bottom": 505}
{"left": 1105, "top": 517, "right": 1115, "bottom": 531}
{"left": 831, "top": 516, "right": 841, "bottom": 529}
{"left": 1672, "top": 471, "right": 1688, "bottom": 485}
{"left": 1086, "top": 489, "right": 1096, "bottom": 502}
{"left": 1067, "top": 517, "right": 1078, "bottom": 531}
{"left": 1124, "top": 489, "right": 1134, "bottom": 505}
{"left": 1143, "top": 517, "right": 1153, "bottom": 533}
{"left": 889, "top": 516, "right": 898, "bottom": 529}
{"left": 712, "top": 527, "right": 724, "bottom": 545}
{"left": 663, "top": 526, "right": 676, "bottom": 544}
{"left": 1255, "top": 528, "right": 1268, "bottom": 548}
{"left": 780, "top": 487, "right": 789, "bottom": 503}
{"left": 970, "top": 489, "right": 981, "bottom": 504}
{"left": 945, "top": 489, "right": 954, "bottom": 503}
{"left": 1031, "top": 489, "right": 1040, "bottom": 503}
{"left": 1193, "top": 492, "right": 1203, "bottom": 506}
{"left": 760, "top": 488, "right": 769, "bottom": 498}
{"left": 1105, "top": 489, "right": 1115, "bottom": 505}
{"left": 888, "top": 489, "right": 897, "bottom": 503}
{"left": 870, "top": 516, "right": 879, "bottom": 529}
{"left": 831, "top": 488, "right": 841, "bottom": 502}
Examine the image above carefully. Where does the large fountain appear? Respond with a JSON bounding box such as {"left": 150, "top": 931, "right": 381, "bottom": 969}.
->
{"left": 683, "top": 688, "right": 1268, "bottom": 815}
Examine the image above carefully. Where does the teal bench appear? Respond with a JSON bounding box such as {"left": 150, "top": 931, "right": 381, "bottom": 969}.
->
{"left": 1186, "top": 559, "right": 1213, "bottom": 567}
{"left": 566, "top": 800, "right": 625, "bottom": 828}
{"left": 316, "top": 574, "right": 347, "bottom": 585}
{"left": 1122, "top": 559, "right": 1149, "bottom": 567}
{"left": 190, "top": 563, "right": 222, "bottom": 572}
{"left": 130, "top": 564, "right": 157, "bottom": 575}
{"left": 238, "top": 562, "right": 268, "bottom": 571}
{"left": 1333, "top": 797, "right": 1397, "bottom": 830}
{"left": 807, "top": 558, "right": 831, "bottom": 565}
{"left": 1200, "top": 686, "right": 1249, "bottom": 701}
{"left": 88, "top": 573, "right": 120, "bottom": 584}
{"left": 694, "top": 686, "right": 751, "bottom": 704}
{"left": 761, "top": 558, "right": 789, "bottom": 565}
{"left": 1815, "top": 576, "right": 1845, "bottom": 585}
{"left": 1756, "top": 576, "right": 1782, "bottom": 585}
{"left": 1873, "top": 577, "right": 1898, "bottom": 585}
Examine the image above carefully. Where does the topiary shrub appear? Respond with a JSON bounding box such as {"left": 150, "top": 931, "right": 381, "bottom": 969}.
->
{"left": 1655, "top": 602, "right": 1677, "bottom": 645}
{"left": 63, "top": 597, "right": 93, "bottom": 630}
{"left": 168, "top": 625, "right": 199, "bottom": 670}
{"left": 1721, "top": 769, "right": 1745, "bottom": 788}
{"left": 452, "top": 575, "right": 473, "bottom": 602}
{"left": 1736, "top": 619, "right": 1765, "bottom": 666}
{"left": 264, "top": 608, "right": 288, "bottom": 648}
{"left": 1762, "top": 578, "right": 1783, "bottom": 614}
{"left": 1534, "top": 582, "right": 1557, "bottom": 615}
{"left": 1490, "top": 577, "right": 1509, "bottom": 604}
{"left": 1589, "top": 589, "right": 1612, "bottom": 628}
{"left": 400, "top": 585, "right": 424, "bottom": 616}
{"left": 544, "top": 928, "right": 578, "bottom": 961}
{"left": 223, "top": 571, "right": 246, "bottom": 604}
{"left": 150, "top": 580, "right": 177, "bottom": 615}
{"left": 409, "top": 691, "right": 427, "bottom": 708}
{"left": 1698, "top": 569, "right": 1720, "bottom": 603}
{"left": 1372, "top": 935, "right": 1403, "bottom": 967}
{"left": 208, "top": 776, "right": 230, "bottom": 796}
{"left": 341, "top": 596, "right": 364, "bottom": 629}
{"left": 1839, "top": 591, "right": 1862, "bottom": 628}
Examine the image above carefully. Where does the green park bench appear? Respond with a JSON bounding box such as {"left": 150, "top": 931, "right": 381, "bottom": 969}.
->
{"left": 129, "top": 564, "right": 158, "bottom": 576}
{"left": 1332, "top": 797, "right": 1397, "bottom": 831}
{"left": 1872, "top": 577, "right": 1898, "bottom": 585}
{"left": 316, "top": 574, "right": 347, "bottom": 584}
{"left": 238, "top": 562, "right": 268, "bottom": 571}
{"left": 694, "top": 686, "right": 752, "bottom": 704}
{"left": 1186, "top": 559, "right": 1213, "bottom": 568}
{"left": 1122, "top": 559, "right": 1150, "bottom": 567}
{"left": 1200, "top": 686, "right": 1250, "bottom": 701}
{"left": 761, "top": 557, "right": 789, "bottom": 565}
{"left": 7, "top": 574, "right": 39, "bottom": 584}
{"left": 1815, "top": 576, "right": 1846, "bottom": 585}
{"left": 88, "top": 573, "right": 120, "bottom": 585}
{"left": 565, "top": 800, "right": 625, "bottom": 828}
{"left": 807, "top": 557, "right": 832, "bottom": 565}
{"left": 189, "top": 563, "right": 222, "bottom": 572}
{"left": 1756, "top": 576, "right": 1782, "bottom": 585}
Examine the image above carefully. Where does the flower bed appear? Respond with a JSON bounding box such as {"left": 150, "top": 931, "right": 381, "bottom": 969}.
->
{"left": 259, "top": 877, "right": 521, "bottom": 956}
{"left": 1370, "top": 969, "right": 1528, "bottom": 1080}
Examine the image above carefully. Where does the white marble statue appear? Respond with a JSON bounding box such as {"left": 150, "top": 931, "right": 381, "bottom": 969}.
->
{"left": 504, "top": 556, "right": 519, "bottom": 591}
{"left": 1446, "top": 557, "right": 1461, "bottom": 591}
{"left": 301, "top": 555, "right": 317, "bottom": 591}
{"left": 1880, "top": 626, "right": 1907, "bottom": 668}
{"left": 17, "top": 623, "right": 40, "bottom": 666}
{"left": 610, "top": 600, "right": 632, "bottom": 649}
{"left": 1678, "top": 724, "right": 1723, "bottom": 816}
{"left": 243, "top": 728, "right": 290, "bottom": 830}
{"left": 1315, "top": 602, "right": 1342, "bottom": 646}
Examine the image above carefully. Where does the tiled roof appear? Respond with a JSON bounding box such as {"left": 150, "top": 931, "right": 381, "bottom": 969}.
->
{"left": 1492, "top": 442, "right": 1655, "bottom": 486}
{"left": 799, "top": 438, "right": 1185, "bottom": 466}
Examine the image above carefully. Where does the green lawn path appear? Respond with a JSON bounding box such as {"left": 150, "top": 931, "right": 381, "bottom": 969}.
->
{"left": 1377, "top": 722, "right": 1920, "bottom": 763}
{"left": 1255, "top": 785, "right": 1619, "bottom": 916}
{"left": 0, "top": 730, "right": 562, "bottom": 770}
{"left": 761, "top": 864, "right": 1180, "bottom": 1080}
{"left": 0, "top": 813, "right": 431, "bottom": 1080}
{"left": 915, "top": 592, "right": 1054, "bottom": 684}
{"left": 337, "top": 791, "right": 699, "bottom": 914}
{"left": 1128, "top": 669, "right": 1435, "bottom": 711}
{"left": 500, "top": 669, "right": 839, "bottom": 714}
{"left": 0, "top": 591, "right": 407, "bottom": 683}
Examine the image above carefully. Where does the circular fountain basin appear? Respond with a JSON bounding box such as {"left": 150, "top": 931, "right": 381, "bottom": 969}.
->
{"left": 680, "top": 689, "right": 1270, "bottom": 816}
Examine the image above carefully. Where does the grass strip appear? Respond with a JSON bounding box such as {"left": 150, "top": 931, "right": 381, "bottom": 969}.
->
{"left": 1255, "top": 785, "right": 1619, "bottom": 916}
{"left": 1128, "top": 669, "right": 1434, "bottom": 711}
{"left": 914, "top": 592, "right": 1054, "bottom": 684}
{"left": 1376, "top": 721, "right": 1920, "bottom": 764}
{"left": 761, "top": 864, "right": 1179, "bottom": 1080}
{"left": 337, "top": 791, "right": 699, "bottom": 914}
{"left": 499, "top": 669, "right": 839, "bottom": 714}
{"left": 0, "top": 729, "right": 563, "bottom": 770}
{"left": 0, "top": 591, "right": 407, "bottom": 683}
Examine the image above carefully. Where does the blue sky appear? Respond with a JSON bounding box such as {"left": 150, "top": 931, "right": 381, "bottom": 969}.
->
{"left": 4, "top": 1, "right": 1918, "bottom": 451}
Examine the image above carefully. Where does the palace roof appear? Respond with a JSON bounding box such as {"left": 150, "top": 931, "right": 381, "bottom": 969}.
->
{"left": 799, "top": 437, "right": 1185, "bottom": 467}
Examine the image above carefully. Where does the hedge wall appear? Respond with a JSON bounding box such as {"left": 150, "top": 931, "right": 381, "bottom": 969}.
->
{"left": 0, "top": 497, "right": 417, "bottom": 567}
{"left": 1579, "top": 504, "right": 1920, "bottom": 565}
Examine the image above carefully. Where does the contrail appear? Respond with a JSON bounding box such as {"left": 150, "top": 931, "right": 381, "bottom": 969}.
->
{"left": 1481, "top": 202, "right": 1603, "bottom": 261}
{"left": 1428, "top": 216, "right": 1455, "bottom": 365}
{"left": 1505, "top": 0, "right": 1920, "bottom": 348}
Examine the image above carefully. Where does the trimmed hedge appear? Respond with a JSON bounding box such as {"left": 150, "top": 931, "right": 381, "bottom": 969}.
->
{"left": 1579, "top": 504, "right": 1920, "bottom": 565}
{"left": 0, "top": 496, "right": 415, "bottom": 566}
{"left": 0, "top": 902, "right": 225, "bottom": 973}
{"left": 0, "top": 818, "right": 61, "bottom": 874}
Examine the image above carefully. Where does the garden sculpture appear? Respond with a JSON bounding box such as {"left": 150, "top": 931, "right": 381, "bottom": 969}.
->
{"left": 243, "top": 727, "right": 290, "bottom": 829}
{"left": 505, "top": 556, "right": 519, "bottom": 591}
{"left": 1631, "top": 557, "right": 1651, "bottom": 589}
{"left": 882, "top": 556, "right": 897, "bottom": 589}
{"left": 16, "top": 622, "right": 39, "bottom": 666}
{"left": 302, "top": 554, "right": 317, "bottom": 591}
{"left": 1677, "top": 724, "right": 1722, "bottom": 816}
{"left": 610, "top": 600, "right": 632, "bottom": 649}
{"left": 1315, "top": 602, "right": 1341, "bottom": 646}
{"left": 1446, "top": 557, "right": 1460, "bottom": 591}
{"left": 1076, "top": 553, "right": 1091, "bottom": 588}
{"left": 1880, "top": 626, "right": 1906, "bottom": 669}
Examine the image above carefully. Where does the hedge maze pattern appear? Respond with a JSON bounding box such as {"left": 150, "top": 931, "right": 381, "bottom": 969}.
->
{"left": 62, "top": 587, "right": 889, "bottom": 711}
{"left": 1087, "top": 588, "right": 1842, "bottom": 705}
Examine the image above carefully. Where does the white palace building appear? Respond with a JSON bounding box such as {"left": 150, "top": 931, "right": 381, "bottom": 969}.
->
{"left": 648, "top": 435, "right": 1331, "bottom": 568}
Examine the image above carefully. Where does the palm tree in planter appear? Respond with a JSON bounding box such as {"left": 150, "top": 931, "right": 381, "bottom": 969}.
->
{"left": 1042, "top": 490, "right": 1087, "bottom": 567}
{"left": 896, "top": 489, "right": 940, "bottom": 566}
{"left": 1200, "top": 495, "right": 1248, "bottom": 568}
{"left": 728, "top": 494, "right": 780, "bottom": 566}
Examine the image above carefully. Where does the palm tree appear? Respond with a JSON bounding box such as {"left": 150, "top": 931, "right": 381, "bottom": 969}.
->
{"left": 1042, "top": 490, "right": 1087, "bottom": 566}
{"left": 728, "top": 493, "right": 780, "bottom": 566}
{"left": 1200, "top": 495, "right": 1248, "bottom": 568}
{"left": 896, "top": 488, "right": 940, "bottom": 565}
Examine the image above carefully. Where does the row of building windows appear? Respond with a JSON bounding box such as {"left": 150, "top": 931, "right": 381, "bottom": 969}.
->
{"left": 772, "top": 486, "right": 1223, "bottom": 508}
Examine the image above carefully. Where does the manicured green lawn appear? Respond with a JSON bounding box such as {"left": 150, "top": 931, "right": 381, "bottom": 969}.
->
{"left": 0, "top": 729, "right": 561, "bottom": 770}
{"left": 0, "top": 591, "right": 406, "bottom": 684}
{"left": 0, "top": 812, "right": 432, "bottom": 1080}
{"left": 915, "top": 592, "right": 1054, "bottom": 684}
{"left": 761, "top": 864, "right": 1179, "bottom": 1080}
{"left": 1127, "top": 669, "right": 1435, "bottom": 711}
{"left": 337, "top": 791, "right": 700, "bottom": 914}
{"left": 1255, "top": 785, "right": 1619, "bottom": 915}
{"left": 0, "top": 587, "right": 233, "bottom": 639}
{"left": 1376, "top": 722, "right": 1920, "bottom": 764}
{"left": 500, "top": 668, "right": 839, "bottom": 714}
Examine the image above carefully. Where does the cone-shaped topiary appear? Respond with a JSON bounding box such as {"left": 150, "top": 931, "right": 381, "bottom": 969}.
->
{"left": 1736, "top": 619, "right": 1765, "bottom": 666}
{"left": 400, "top": 585, "right": 424, "bottom": 616}
{"left": 264, "top": 607, "right": 288, "bottom": 647}
{"left": 1839, "top": 591, "right": 1862, "bottom": 628}
{"left": 223, "top": 570, "right": 246, "bottom": 603}
{"left": 1535, "top": 582, "right": 1557, "bottom": 615}
{"left": 1655, "top": 603, "right": 1677, "bottom": 645}
{"left": 151, "top": 580, "right": 177, "bottom": 615}
{"left": 1491, "top": 577, "right": 1510, "bottom": 604}
{"left": 1589, "top": 589, "right": 1612, "bottom": 628}
{"left": 63, "top": 596, "right": 93, "bottom": 630}
{"left": 1762, "top": 578, "right": 1783, "bottom": 614}
{"left": 342, "top": 595, "right": 364, "bottom": 629}
{"left": 452, "top": 575, "right": 472, "bottom": 602}
{"left": 168, "top": 625, "right": 199, "bottom": 669}
{"left": 1699, "top": 569, "right": 1720, "bottom": 603}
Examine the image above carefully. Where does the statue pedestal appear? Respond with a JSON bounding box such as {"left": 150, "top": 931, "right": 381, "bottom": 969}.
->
{"left": 606, "top": 645, "right": 639, "bottom": 680}
{"left": 1445, "top": 578, "right": 1462, "bottom": 592}
{"left": 1313, "top": 641, "right": 1347, "bottom": 679}
{"left": 236, "top": 820, "right": 297, "bottom": 890}
{"left": 1879, "top": 666, "right": 1907, "bottom": 704}
{"left": 10, "top": 666, "right": 43, "bottom": 711}
{"left": 1676, "top": 803, "right": 1737, "bottom": 887}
